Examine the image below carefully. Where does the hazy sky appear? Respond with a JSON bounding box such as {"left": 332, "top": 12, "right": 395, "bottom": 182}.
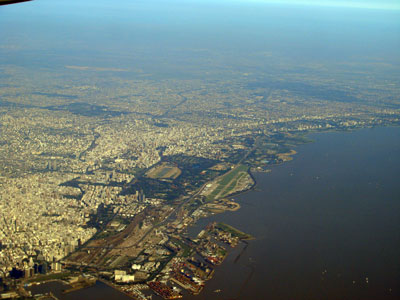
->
{"left": 1, "top": 0, "right": 399, "bottom": 72}
{"left": 223, "top": 0, "right": 400, "bottom": 10}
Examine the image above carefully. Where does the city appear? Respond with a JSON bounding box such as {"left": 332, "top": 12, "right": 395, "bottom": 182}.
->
{"left": 1, "top": 0, "right": 400, "bottom": 298}
{"left": 0, "top": 61, "right": 399, "bottom": 299}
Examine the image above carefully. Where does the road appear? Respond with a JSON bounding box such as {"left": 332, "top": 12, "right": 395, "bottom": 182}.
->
{"left": 65, "top": 135, "right": 260, "bottom": 269}
{"left": 129, "top": 136, "right": 260, "bottom": 248}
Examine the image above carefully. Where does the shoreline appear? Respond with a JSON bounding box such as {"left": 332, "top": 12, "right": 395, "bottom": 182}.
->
{"left": 183, "top": 125, "right": 400, "bottom": 299}
{"left": 25, "top": 126, "right": 400, "bottom": 299}
{"left": 220, "top": 126, "right": 373, "bottom": 205}
{"left": 97, "top": 278, "right": 137, "bottom": 299}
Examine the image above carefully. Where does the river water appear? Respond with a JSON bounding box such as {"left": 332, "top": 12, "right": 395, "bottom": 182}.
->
{"left": 28, "top": 280, "right": 133, "bottom": 300}
{"left": 30, "top": 127, "right": 400, "bottom": 299}
{"left": 185, "top": 126, "right": 400, "bottom": 300}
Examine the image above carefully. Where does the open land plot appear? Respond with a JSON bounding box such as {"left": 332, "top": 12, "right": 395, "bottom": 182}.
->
{"left": 145, "top": 162, "right": 181, "bottom": 180}
{"left": 205, "top": 199, "right": 241, "bottom": 213}
{"left": 208, "top": 163, "right": 231, "bottom": 171}
{"left": 215, "top": 222, "right": 254, "bottom": 240}
{"left": 206, "top": 164, "right": 250, "bottom": 201}
{"left": 65, "top": 210, "right": 150, "bottom": 268}
{"left": 277, "top": 149, "right": 297, "bottom": 162}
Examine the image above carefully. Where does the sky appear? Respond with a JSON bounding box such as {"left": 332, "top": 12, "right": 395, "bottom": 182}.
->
{"left": 220, "top": 0, "right": 400, "bottom": 10}
{"left": 1, "top": 0, "right": 399, "bottom": 70}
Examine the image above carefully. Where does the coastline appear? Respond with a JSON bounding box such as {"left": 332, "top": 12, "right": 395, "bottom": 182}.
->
{"left": 227, "top": 125, "right": 400, "bottom": 203}
{"left": 24, "top": 126, "right": 400, "bottom": 300}
{"left": 222, "top": 126, "right": 370, "bottom": 202}
{"left": 184, "top": 126, "right": 400, "bottom": 300}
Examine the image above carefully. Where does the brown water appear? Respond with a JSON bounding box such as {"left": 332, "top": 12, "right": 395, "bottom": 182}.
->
{"left": 31, "top": 127, "right": 400, "bottom": 300}
{"left": 186, "top": 126, "right": 400, "bottom": 300}
{"left": 28, "top": 280, "right": 132, "bottom": 300}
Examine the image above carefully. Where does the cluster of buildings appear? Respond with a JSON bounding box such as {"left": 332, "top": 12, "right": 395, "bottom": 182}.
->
{"left": 0, "top": 67, "right": 399, "bottom": 298}
{"left": 0, "top": 173, "right": 96, "bottom": 275}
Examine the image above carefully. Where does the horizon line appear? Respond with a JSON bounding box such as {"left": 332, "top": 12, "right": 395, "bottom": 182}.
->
{"left": 214, "top": 0, "right": 400, "bottom": 11}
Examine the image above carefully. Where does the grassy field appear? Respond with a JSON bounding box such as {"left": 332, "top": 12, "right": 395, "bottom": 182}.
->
{"left": 171, "top": 238, "right": 193, "bottom": 257}
{"left": 146, "top": 163, "right": 181, "bottom": 179}
{"left": 206, "top": 164, "right": 249, "bottom": 201}
{"left": 216, "top": 223, "right": 253, "bottom": 240}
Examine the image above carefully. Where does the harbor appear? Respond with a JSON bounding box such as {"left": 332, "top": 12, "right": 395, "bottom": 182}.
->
{"left": 20, "top": 127, "right": 400, "bottom": 299}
